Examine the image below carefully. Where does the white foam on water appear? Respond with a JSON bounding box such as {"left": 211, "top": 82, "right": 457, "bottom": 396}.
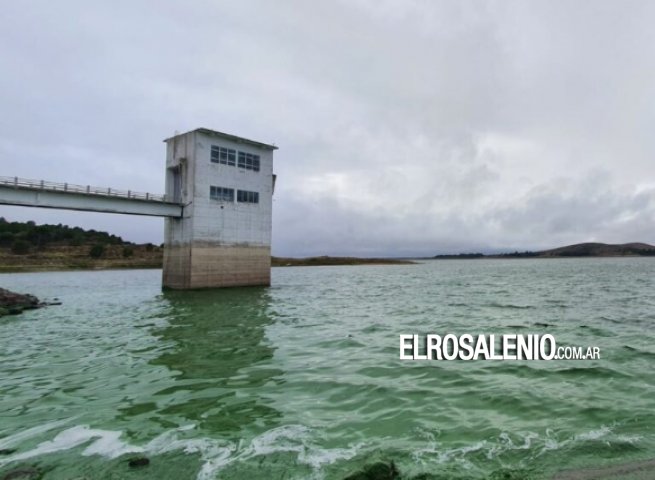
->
{"left": 484, "top": 432, "right": 529, "bottom": 460}
{"left": 0, "top": 424, "right": 118, "bottom": 466}
{"left": 614, "top": 434, "right": 642, "bottom": 444}
{"left": 4, "top": 420, "right": 635, "bottom": 478}
{"left": 413, "top": 430, "right": 543, "bottom": 467}
{"left": 0, "top": 418, "right": 73, "bottom": 451}
{"left": 0, "top": 424, "right": 196, "bottom": 467}
{"left": 145, "top": 427, "right": 235, "bottom": 480}
{"left": 535, "top": 423, "right": 642, "bottom": 457}
{"left": 412, "top": 437, "right": 488, "bottom": 470}
{"left": 574, "top": 425, "right": 612, "bottom": 441}
{"left": 410, "top": 423, "right": 642, "bottom": 472}
{"left": 300, "top": 445, "right": 361, "bottom": 470}
{"left": 195, "top": 424, "right": 363, "bottom": 480}
{"left": 0, "top": 422, "right": 363, "bottom": 480}
{"left": 81, "top": 427, "right": 144, "bottom": 458}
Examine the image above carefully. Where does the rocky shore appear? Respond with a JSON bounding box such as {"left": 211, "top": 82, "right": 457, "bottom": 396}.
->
{"left": 0, "top": 287, "right": 57, "bottom": 316}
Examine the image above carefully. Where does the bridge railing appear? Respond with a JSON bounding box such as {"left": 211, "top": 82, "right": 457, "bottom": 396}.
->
{"left": 0, "top": 176, "right": 169, "bottom": 203}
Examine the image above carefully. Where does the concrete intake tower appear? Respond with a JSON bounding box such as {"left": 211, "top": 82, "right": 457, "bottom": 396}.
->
{"left": 163, "top": 128, "right": 277, "bottom": 289}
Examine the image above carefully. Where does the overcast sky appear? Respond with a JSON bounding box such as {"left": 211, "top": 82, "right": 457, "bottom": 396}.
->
{"left": 1, "top": 0, "right": 654, "bottom": 256}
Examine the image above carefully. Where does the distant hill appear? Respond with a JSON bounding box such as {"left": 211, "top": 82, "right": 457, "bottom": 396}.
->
{"left": 0, "top": 217, "right": 131, "bottom": 250}
{"left": 0, "top": 219, "right": 413, "bottom": 272}
{"left": 538, "top": 242, "right": 655, "bottom": 257}
{"left": 434, "top": 242, "right": 655, "bottom": 259}
{"left": 272, "top": 256, "right": 414, "bottom": 267}
{"left": 0, "top": 218, "right": 162, "bottom": 272}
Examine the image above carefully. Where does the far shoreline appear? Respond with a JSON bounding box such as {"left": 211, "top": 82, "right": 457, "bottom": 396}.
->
{"left": 427, "top": 254, "right": 655, "bottom": 260}
{"left": 4, "top": 253, "right": 655, "bottom": 274}
{"left": 0, "top": 256, "right": 416, "bottom": 273}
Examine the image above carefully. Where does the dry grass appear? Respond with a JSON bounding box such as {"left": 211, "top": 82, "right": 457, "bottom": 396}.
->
{"left": 0, "top": 244, "right": 163, "bottom": 272}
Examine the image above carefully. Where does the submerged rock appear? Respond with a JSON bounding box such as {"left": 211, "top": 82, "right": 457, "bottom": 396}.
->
{"left": 0, "top": 288, "right": 59, "bottom": 317}
{"left": 128, "top": 457, "right": 150, "bottom": 468}
{"left": 0, "top": 449, "right": 16, "bottom": 456}
{"left": 1, "top": 466, "right": 40, "bottom": 480}
{"left": 344, "top": 461, "right": 399, "bottom": 480}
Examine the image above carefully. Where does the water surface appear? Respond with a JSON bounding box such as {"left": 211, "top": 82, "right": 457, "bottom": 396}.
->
{"left": 1, "top": 259, "right": 655, "bottom": 479}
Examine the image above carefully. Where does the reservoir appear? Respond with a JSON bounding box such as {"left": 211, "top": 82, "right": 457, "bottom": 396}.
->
{"left": 1, "top": 258, "right": 654, "bottom": 479}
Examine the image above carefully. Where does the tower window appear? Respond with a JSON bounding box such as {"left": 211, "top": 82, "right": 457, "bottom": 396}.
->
{"left": 211, "top": 144, "right": 261, "bottom": 172}
{"left": 210, "top": 146, "right": 236, "bottom": 166}
{"left": 210, "top": 185, "right": 234, "bottom": 202}
{"left": 237, "top": 152, "right": 260, "bottom": 172}
{"left": 237, "top": 189, "right": 259, "bottom": 204}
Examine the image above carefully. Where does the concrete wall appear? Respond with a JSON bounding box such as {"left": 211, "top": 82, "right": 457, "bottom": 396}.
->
{"left": 163, "top": 130, "right": 275, "bottom": 289}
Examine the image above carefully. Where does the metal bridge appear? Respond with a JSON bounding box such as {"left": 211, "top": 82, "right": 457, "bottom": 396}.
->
{"left": 0, "top": 176, "right": 183, "bottom": 217}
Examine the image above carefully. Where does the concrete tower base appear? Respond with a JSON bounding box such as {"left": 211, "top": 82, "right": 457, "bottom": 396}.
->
{"left": 163, "top": 242, "right": 271, "bottom": 289}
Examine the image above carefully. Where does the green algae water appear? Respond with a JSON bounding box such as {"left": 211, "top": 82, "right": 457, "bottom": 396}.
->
{"left": 1, "top": 258, "right": 655, "bottom": 479}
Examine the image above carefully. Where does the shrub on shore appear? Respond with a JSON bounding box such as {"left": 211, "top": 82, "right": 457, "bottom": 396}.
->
{"left": 89, "top": 244, "right": 105, "bottom": 258}
{"left": 10, "top": 239, "right": 30, "bottom": 255}
{"left": 0, "top": 217, "right": 124, "bottom": 250}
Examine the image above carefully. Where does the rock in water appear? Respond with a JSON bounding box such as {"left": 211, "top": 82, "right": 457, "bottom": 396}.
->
{"left": 1, "top": 466, "right": 40, "bottom": 480}
{"left": 343, "top": 461, "right": 400, "bottom": 480}
{"left": 0, "top": 287, "right": 59, "bottom": 316}
{"left": 128, "top": 457, "right": 150, "bottom": 468}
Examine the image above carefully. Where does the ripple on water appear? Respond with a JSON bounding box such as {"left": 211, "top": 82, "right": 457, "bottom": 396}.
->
{"left": 1, "top": 261, "right": 655, "bottom": 478}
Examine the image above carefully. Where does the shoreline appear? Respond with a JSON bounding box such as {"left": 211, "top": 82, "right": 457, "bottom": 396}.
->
{"left": 3, "top": 254, "right": 655, "bottom": 274}
{"left": 428, "top": 254, "right": 655, "bottom": 260}
{"left": 0, "top": 256, "right": 415, "bottom": 273}
{"left": 0, "top": 265, "right": 163, "bottom": 273}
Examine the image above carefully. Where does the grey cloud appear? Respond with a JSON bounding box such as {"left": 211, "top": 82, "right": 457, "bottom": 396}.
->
{"left": 490, "top": 176, "right": 655, "bottom": 249}
{"left": 1, "top": 1, "right": 654, "bottom": 255}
